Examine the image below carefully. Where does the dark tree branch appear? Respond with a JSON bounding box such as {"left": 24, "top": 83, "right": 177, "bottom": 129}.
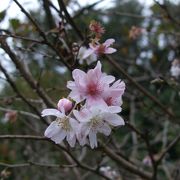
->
{"left": 0, "top": 37, "right": 55, "bottom": 108}
{"left": 57, "top": 0, "right": 84, "bottom": 41}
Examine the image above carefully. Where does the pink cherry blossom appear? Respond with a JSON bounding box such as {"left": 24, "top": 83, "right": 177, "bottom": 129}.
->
{"left": 73, "top": 105, "right": 124, "bottom": 149}
{"left": 57, "top": 98, "right": 72, "bottom": 113}
{"left": 83, "top": 39, "right": 116, "bottom": 59}
{"left": 103, "top": 80, "right": 125, "bottom": 106}
{"left": 77, "top": 46, "right": 97, "bottom": 65}
{"left": 3, "top": 111, "right": 17, "bottom": 123}
{"left": 67, "top": 61, "right": 115, "bottom": 106}
{"left": 129, "top": 26, "right": 146, "bottom": 40}
{"left": 41, "top": 108, "right": 78, "bottom": 147}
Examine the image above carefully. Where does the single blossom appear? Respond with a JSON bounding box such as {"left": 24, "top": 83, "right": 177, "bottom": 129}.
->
{"left": 42, "top": 108, "right": 78, "bottom": 147}
{"left": 77, "top": 46, "right": 97, "bottom": 65}
{"left": 67, "top": 61, "right": 115, "bottom": 106}
{"left": 73, "top": 105, "right": 124, "bottom": 149}
{"left": 129, "top": 26, "right": 146, "bottom": 40}
{"left": 2, "top": 111, "right": 17, "bottom": 123}
{"left": 83, "top": 39, "right": 116, "bottom": 59}
{"left": 57, "top": 98, "right": 72, "bottom": 113}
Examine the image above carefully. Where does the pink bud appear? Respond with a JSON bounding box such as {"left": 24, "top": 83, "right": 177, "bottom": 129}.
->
{"left": 57, "top": 98, "right": 73, "bottom": 113}
{"left": 4, "top": 111, "right": 17, "bottom": 123}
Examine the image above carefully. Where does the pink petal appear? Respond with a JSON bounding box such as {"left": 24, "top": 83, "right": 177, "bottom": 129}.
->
{"left": 103, "top": 38, "right": 115, "bottom": 46}
{"left": 86, "top": 96, "right": 106, "bottom": 107}
{"left": 67, "top": 81, "right": 76, "bottom": 90}
{"left": 68, "top": 90, "right": 84, "bottom": 103}
{"left": 41, "top": 109, "right": 63, "bottom": 118}
{"left": 51, "top": 130, "right": 67, "bottom": 144}
{"left": 103, "top": 113, "right": 125, "bottom": 126}
{"left": 99, "top": 123, "right": 111, "bottom": 136}
{"left": 72, "top": 69, "right": 86, "bottom": 86}
{"left": 82, "top": 48, "right": 95, "bottom": 59}
{"left": 105, "top": 47, "right": 117, "bottom": 54}
{"left": 101, "top": 74, "right": 115, "bottom": 84}
{"left": 44, "top": 121, "right": 60, "bottom": 137}
{"left": 44, "top": 122, "right": 66, "bottom": 144}
{"left": 66, "top": 133, "right": 76, "bottom": 147}
{"left": 89, "top": 131, "right": 98, "bottom": 149}
{"left": 73, "top": 109, "right": 91, "bottom": 122}
{"left": 69, "top": 118, "right": 79, "bottom": 130}
{"left": 108, "top": 106, "right": 122, "bottom": 113}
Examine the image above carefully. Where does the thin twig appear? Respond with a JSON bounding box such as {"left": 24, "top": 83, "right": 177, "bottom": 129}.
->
{"left": 0, "top": 161, "right": 77, "bottom": 168}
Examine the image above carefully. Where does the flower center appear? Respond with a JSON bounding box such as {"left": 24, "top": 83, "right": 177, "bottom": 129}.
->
{"left": 87, "top": 83, "right": 100, "bottom": 96}
{"left": 90, "top": 115, "right": 102, "bottom": 128}
{"left": 96, "top": 45, "right": 106, "bottom": 54}
{"left": 56, "top": 116, "right": 71, "bottom": 131}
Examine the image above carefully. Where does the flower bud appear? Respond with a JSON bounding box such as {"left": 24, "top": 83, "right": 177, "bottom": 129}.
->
{"left": 3, "top": 111, "right": 17, "bottom": 123}
{"left": 57, "top": 98, "right": 73, "bottom": 113}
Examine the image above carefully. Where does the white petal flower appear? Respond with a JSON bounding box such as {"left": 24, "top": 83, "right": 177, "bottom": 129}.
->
{"left": 42, "top": 108, "right": 78, "bottom": 147}
{"left": 73, "top": 105, "right": 124, "bottom": 149}
{"left": 78, "top": 46, "right": 97, "bottom": 65}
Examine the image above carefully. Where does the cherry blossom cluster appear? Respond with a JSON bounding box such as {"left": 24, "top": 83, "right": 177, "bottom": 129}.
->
{"left": 41, "top": 61, "right": 125, "bottom": 148}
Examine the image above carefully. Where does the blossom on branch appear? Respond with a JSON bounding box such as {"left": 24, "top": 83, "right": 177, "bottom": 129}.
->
{"left": 77, "top": 46, "right": 97, "bottom": 65}
{"left": 73, "top": 105, "right": 124, "bottom": 149}
{"left": 42, "top": 62, "right": 125, "bottom": 148}
{"left": 42, "top": 107, "right": 78, "bottom": 147}
{"left": 84, "top": 39, "right": 117, "bottom": 59}
{"left": 67, "top": 61, "right": 116, "bottom": 106}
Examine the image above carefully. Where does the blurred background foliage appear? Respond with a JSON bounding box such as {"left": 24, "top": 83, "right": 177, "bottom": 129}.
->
{"left": 0, "top": 0, "right": 180, "bottom": 179}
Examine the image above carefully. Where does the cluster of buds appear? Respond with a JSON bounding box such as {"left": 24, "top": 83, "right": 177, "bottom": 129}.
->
{"left": 129, "top": 26, "right": 146, "bottom": 40}
{"left": 77, "top": 20, "right": 116, "bottom": 65}
{"left": 42, "top": 61, "right": 125, "bottom": 148}
{"left": 89, "top": 20, "right": 105, "bottom": 39}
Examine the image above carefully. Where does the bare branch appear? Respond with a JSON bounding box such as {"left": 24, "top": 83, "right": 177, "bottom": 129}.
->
{"left": 0, "top": 161, "right": 77, "bottom": 169}
{"left": 100, "top": 143, "right": 152, "bottom": 180}
{"left": 0, "top": 63, "right": 48, "bottom": 125}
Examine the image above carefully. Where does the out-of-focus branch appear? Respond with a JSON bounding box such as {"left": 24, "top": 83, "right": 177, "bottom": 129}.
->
{"left": 0, "top": 63, "right": 48, "bottom": 125}
{"left": 73, "top": 0, "right": 105, "bottom": 19}
{"left": 100, "top": 143, "right": 152, "bottom": 180}
{"left": 154, "top": 0, "right": 180, "bottom": 27}
{"left": 42, "top": 0, "right": 56, "bottom": 29}
{"left": 0, "top": 106, "right": 39, "bottom": 120}
{"left": 57, "top": 0, "right": 84, "bottom": 41}
{"left": 13, "top": 0, "right": 48, "bottom": 41}
{"left": 156, "top": 133, "right": 180, "bottom": 164}
{"left": 0, "top": 38, "right": 55, "bottom": 108}
{"left": 0, "top": 34, "right": 44, "bottom": 44}
{"left": 107, "top": 56, "right": 175, "bottom": 119}
{"left": 0, "top": 161, "right": 76, "bottom": 168}
{"left": 0, "top": 134, "right": 111, "bottom": 180}
{"left": 13, "top": 0, "right": 72, "bottom": 71}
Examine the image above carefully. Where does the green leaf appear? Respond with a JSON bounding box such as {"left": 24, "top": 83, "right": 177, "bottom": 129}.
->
{"left": 9, "top": 18, "right": 20, "bottom": 30}
{"left": 0, "top": 10, "right": 6, "bottom": 22}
